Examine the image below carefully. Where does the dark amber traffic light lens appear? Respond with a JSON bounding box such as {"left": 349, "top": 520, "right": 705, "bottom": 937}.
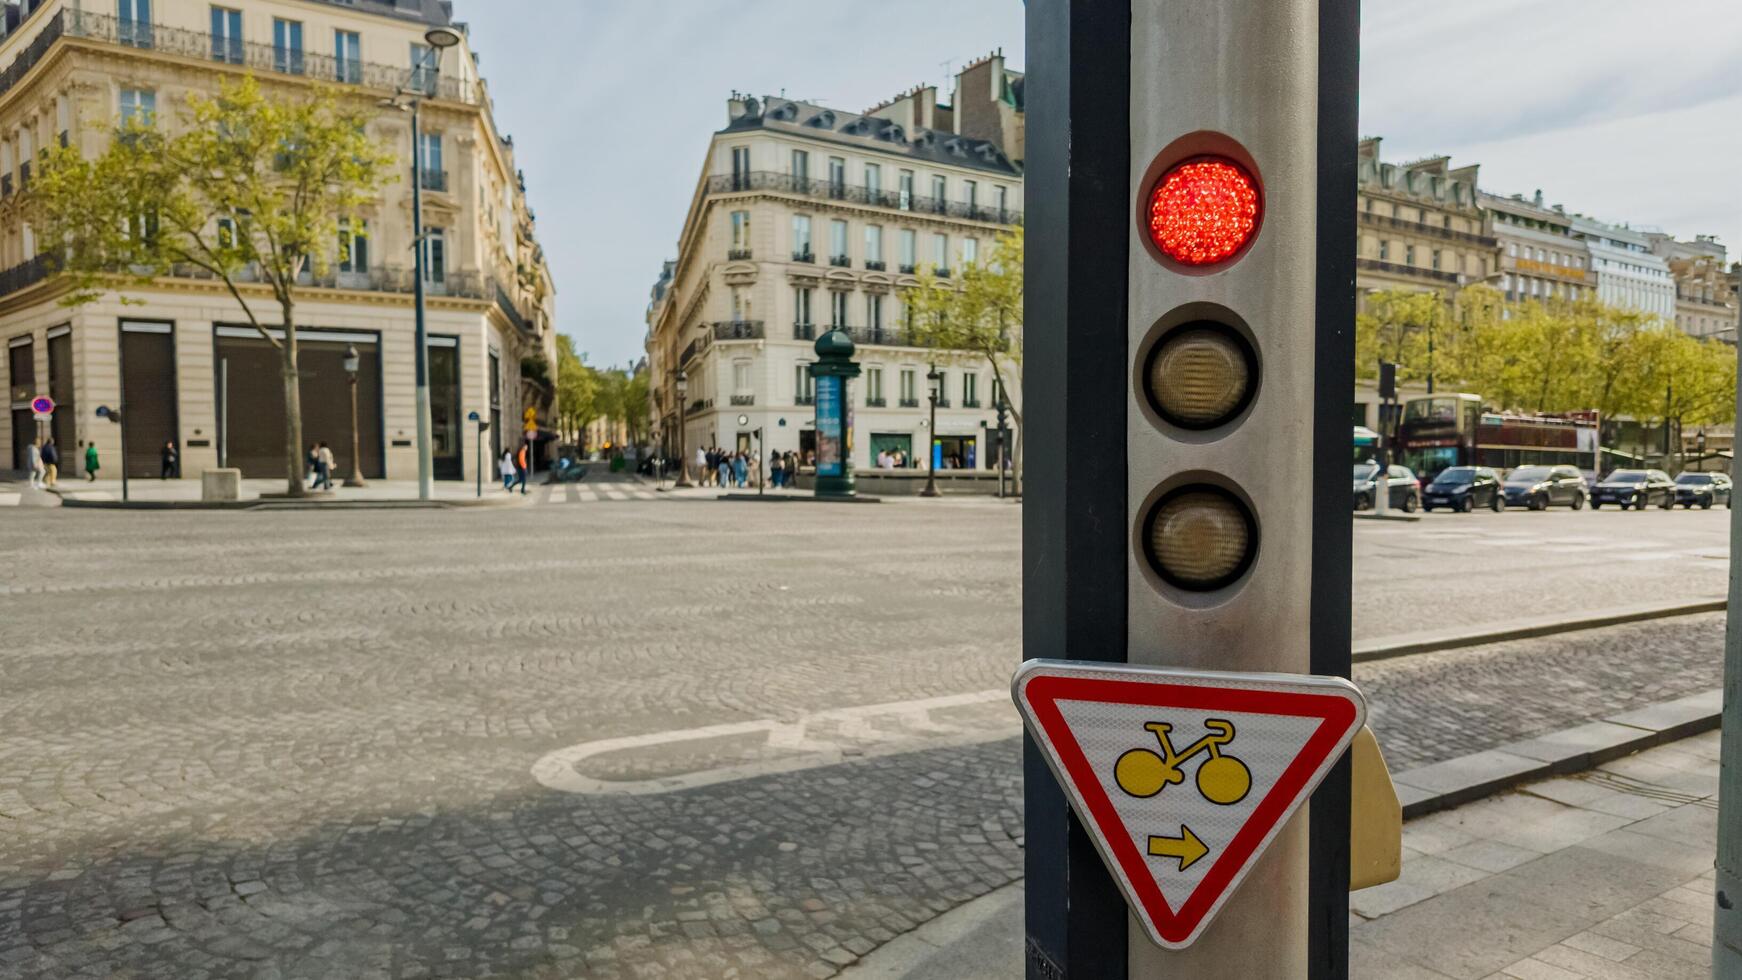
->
{"left": 1146, "top": 157, "right": 1261, "bottom": 267}
{"left": 1145, "top": 322, "right": 1256, "bottom": 430}
{"left": 1144, "top": 486, "right": 1257, "bottom": 591}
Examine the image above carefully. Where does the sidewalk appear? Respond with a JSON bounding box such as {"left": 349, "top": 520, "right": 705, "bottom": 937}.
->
{"left": 0, "top": 476, "right": 532, "bottom": 507}
{"left": 848, "top": 731, "right": 1721, "bottom": 979}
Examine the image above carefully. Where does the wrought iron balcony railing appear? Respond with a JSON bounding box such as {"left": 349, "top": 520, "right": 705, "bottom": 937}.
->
{"left": 707, "top": 171, "right": 1023, "bottom": 226}
{"left": 898, "top": 264, "right": 917, "bottom": 274}
{"left": 5, "top": 10, "right": 485, "bottom": 108}
{"left": 419, "top": 169, "right": 448, "bottom": 193}
{"left": 712, "top": 320, "right": 764, "bottom": 340}
{"left": 792, "top": 249, "right": 815, "bottom": 263}
{"left": 795, "top": 394, "right": 815, "bottom": 406}
{"left": 934, "top": 267, "right": 951, "bottom": 278}
{"left": 898, "top": 397, "right": 920, "bottom": 408}
{"left": 727, "top": 248, "right": 752, "bottom": 261}
{"left": 730, "top": 394, "right": 755, "bottom": 406}
{"left": 829, "top": 254, "right": 851, "bottom": 267}
{"left": 1357, "top": 257, "right": 1461, "bottom": 285}
{"left": 865, "top": 397, "right": 887, "bottom": 407}
{"left": 864, "top": 260, "right": 887, "bottom": 271}
{"left": 793, "top": 322, "right": 816, "bottom": 341}
{"left": 963, "top": 398, "right": 982, "bottom": 409}
{"left": 1357, "top": 210, "right": 1498, "bottom": 249}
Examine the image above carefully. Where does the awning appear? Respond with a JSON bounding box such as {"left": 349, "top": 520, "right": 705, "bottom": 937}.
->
{"left": 1353, "top": 425, "right": 1380, "bottom": 445}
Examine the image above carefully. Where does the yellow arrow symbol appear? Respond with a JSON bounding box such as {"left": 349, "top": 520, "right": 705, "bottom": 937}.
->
{"left": 1147, "top": 825, "right": 1209, "bottom": 872}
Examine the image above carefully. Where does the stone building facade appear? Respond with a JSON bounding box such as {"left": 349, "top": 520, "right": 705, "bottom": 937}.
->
{"left": 647, "top": 70, "right": 1021, "bottom": 476}
{"left": 1355, "top": 138, "right": 1499, "bottom": 302}
{"left": 0, "top": 0, "right": 555, "bottom": 481}
{"left": 1481, "top": 190, "right": 1595, "bottom": 305}
{"left": 1648, "top": 234, "right": 1737, "bottom": 341}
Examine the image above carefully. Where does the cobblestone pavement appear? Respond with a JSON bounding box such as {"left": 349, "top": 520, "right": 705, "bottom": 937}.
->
{"left": 0, "top": 501, "right": 1727, "bottom": 978}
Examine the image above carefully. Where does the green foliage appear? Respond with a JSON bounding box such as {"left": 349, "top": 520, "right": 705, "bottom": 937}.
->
{"left": 555, "top": 334, "right": 599, "bottom": 443}
{"left": 903, "top": 228, "right": 1023, "bottom": 425}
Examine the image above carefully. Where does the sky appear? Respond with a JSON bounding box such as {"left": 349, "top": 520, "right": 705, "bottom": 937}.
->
{"left": 465, "top": 0, "right": 1742, "bottom": 368}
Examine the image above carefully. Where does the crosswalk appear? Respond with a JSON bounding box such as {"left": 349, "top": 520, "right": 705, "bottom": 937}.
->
{"left": 534, "top": 481, "right": 663, "bottom": 504}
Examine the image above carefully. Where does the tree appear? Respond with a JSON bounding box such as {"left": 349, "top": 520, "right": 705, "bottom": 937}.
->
{"left": 904, "top": 228, "right": 1024, "bottom": 490}
{"left": 1355, "top": 289, "right": 1445, "bottom": 385}
{"left": 554, "top": 334, "right": 598, "bottom": 447}
{"left": 32, "top": 76, "right": 395, "bottom": 495}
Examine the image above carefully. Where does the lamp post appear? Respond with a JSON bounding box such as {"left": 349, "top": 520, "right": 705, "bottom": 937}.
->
{"left": 341, "top": 345, "right": 367, "bottom": 488}
{"left": 380, "top": 25, "right": 462, "bottom": 502}
{"left": 920, "top": 366, "right": 941, "bottom": 497}
{"left": 674, "top": 371, "right": 693, "bottom": 487}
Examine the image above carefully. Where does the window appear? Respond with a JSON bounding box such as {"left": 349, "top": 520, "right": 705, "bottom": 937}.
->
{"left": 730, "top": 210, "right": 750, "bottom": 252}
{"left": 964, "top": 180, "right": 977, "bottom": 210}
{"left": 963, "top": 237, "right": 978, "bottom": 265}
{"left": 866, "top": 368, "right": 883, "bottom": 403}
{"left": 733, "top": 361, "right": 752, "bottom": 393}
{"left": 932, "top": 233, "right": 948, "bottom": 271}
{"left": 827, "top": 156, "right": 845, "bottom": 198}
{"left": 334, "top": 30, "right": 361, "bottom": 84}
{"left": 934, "top": 370, "right": 950, "bottom": 406}
{"left": 963, "top": 373, "right": 978, "bottom": 407}
{"left": 867, "top": 293, "right": 883, "bottom": 330}
{"left": 791, "top": 215, "right": 811, "bottom": 257}
{"left": 118, "top": 0, "right": 152, "bottom": 48}
{"left": 1405, "top": 245, "right": 1415, "bottom": 266}
{"left": 410, "top": 42, "right": 440, "bottom": 95}
{"left": 900, "top": 369, "right": 917, "bottom": 405}
{"left": 1430, "top": 249, "right": 1440, "bottom": 271}
{"left": 119, "top": 88, "right": 155, "bottom": 128}
{"left": 864, "top": 163, "right": 881, "bottom": 198}
{"left": 273, "top": 18, "right": 304, "bottom": 74}
{"left": 791, "top": 149, "right": 809, "bottom": 181}
{"left": 899, "top": 229, "right": 916, "bottom": 270}
{"left": 930, "top": 174, "right": 946, "bottom": 203}
{"left": 337, "top": 218, "right": 368, "bottom": 273}
{"left": 898, "top": 170, "right": 913, "bottom": 210}
{"left": 210, "top": 6, "right": 242, "bottom": 64}
{"left": 995, "top": 185, "right": 1008, "bottom": 218}
{"left": 795, "top": 364, "right": 814, "bottom": 403}
{"left": 1378, "top": 240, "right": 1390, "bottom": 261}
{"left": 730, "top": 286, "right": 750, "bottom": 320}
{"left": 830, "top": 219, "right": 848, "bottom": 262}
{"left": 794, "top": 286, "right": 813, "bottom": 327}
{"left": 864, "top": 225, "right": 883, "bottom": 265}
{"left": 1442, "top": 215, "right": 1451, "bottom": 229}
{"left": 422, "top": 227, "right": 445, "bottom": 283}
{"left": 418, "top": 132, "right": 443, "bottom": 190}
{"left": 830, "top": 290, "right": 848, "bottom": 328}
{"left": 730, "top": 146, "right": 749, "bottom": 186}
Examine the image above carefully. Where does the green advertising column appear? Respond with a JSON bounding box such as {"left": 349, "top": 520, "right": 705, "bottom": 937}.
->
{"left": 811, "top": 329, "right": 861, "bottom": 498}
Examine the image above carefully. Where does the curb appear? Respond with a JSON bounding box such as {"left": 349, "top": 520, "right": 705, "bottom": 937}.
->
{"left": 842, "top": 689, "right": 1724, "bottom": 977}
{"left": 715, "top": 493, "right": 884, "bottom": 503}
{"left": 1353, "top": 511, "right": 1422, "bottom": 522}
{"left": 57, "top": 496, "right": 529, "bottom": 511}
{"left": 1353, "top": 597, "right": 1727, "bottom": 662}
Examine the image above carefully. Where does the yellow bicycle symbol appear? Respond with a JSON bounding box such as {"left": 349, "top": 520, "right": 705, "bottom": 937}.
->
{"left": 1114, "top": 719, "right": 1252, "bottom": 806}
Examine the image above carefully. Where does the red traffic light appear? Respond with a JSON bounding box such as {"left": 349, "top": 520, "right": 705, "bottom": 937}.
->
{"left": 1145, "top": 157, "right": 1261, "bottom": 268}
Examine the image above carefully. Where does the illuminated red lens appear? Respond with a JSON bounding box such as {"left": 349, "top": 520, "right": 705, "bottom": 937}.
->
{"left": 1147, "top": 158, "right": 1260, "bottom": 267}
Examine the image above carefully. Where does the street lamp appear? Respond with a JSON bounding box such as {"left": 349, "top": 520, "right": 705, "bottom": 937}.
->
{"left": 674, "top": 371, "right": 694, "bottom": 488}
{"left": 921, "top": 366, "right": 941, "bottom": 497}
{"left": 379, "top": 25, "right": 462, "bottom": 502}
{"left": 342, "top": 345, "right": 367, "bottom": 488}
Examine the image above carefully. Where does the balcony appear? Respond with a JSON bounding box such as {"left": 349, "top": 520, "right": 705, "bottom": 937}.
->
{"left": 0, "top": 254, "right": 56, "bottom": 296}
{"left": 796, "top": 394, "right": 815, "bottom": 406}
{"left": 1358, "top": 257, "right": 1460, "bottom": 285}
{"left": 679, "top": 337, "right": 706, "bottom": 365}
{"left": 419, "top": 169, "right": 448, "bottom": 193}
{"left": 730, "top": 394, "right": 755, "bottom": 406}
{"left": 866, "top": 397, "right": 887, "bottom": 408}
{"left": 963, "top": 398, "right": 981, "bottom": 409}
{"left": 899, "top": 397, "right": 920, "bottom": 408}
{"left": 2, "top": 175, "right": 11, "bottom": 198}
{"left": 712, "top": 319, "right": 765, "bottom": 340}
{"left": 829, "top": 254, "right": 851, "bottom": 268}
{"left": 792, "top": 249, "right": 815, "bottom": 264}
{"left": 898, "top": 264, "right": 917, "bottom": 275}
{"left": 17, "top": 162, "right": 28, "bottom": 190}
{"left": 934, "top": 267, "right": 951, "bottom": 278}
{"left": 1358, "top": 210, "right": 1497, "bottom": 250}
{"left": 727, "top": 248, "right": 753, "bottom": 261}
{"left": 935, "top": 397, "right": 952, "bottom": 408}
{"left": 706, "top": 171, "right": 1023, "bottom": 226}
{"left": 865, "top": 260, "right": 887, "bottom": 272}
{"left": 793, "top": 322, "right": 816, "bottom": 341}
{"left": 841, "top": 325, "right": 930, "bottom": 348}
{"left": 11, "top": 10, "right": 485, "bottom": 108}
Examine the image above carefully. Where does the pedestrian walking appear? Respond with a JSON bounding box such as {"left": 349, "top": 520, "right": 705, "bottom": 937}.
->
{"left": 733, "top": 451, "right": 748, "bottom": 488}
{"left": 40, "top": 439, "right": 58, "bottom": 488}
{"left": 160, "top": 441, "right": 178, "bottom": 480}
{"left": 307, "top": 443, "right": 320, "bottom": 487}
{"left": 313, "top": 442, "right": 334, "bottom": 490}
{"left": 515, "top": 443, "right": 529, "bottom": 494}
{"left": 716, "top": 451, "right": 733, "bottom": 489}
{"left": 25, "top": 439, "right": 43, "bottom": 488}
{"left": 770, "top": 450, "right": 785, "bottom": 488}
{"left": 84, "top": 441, "right": 99, "bottom": 481}
{"left": 501, "top": 449, "right": 516, "bottom": 491}
{"left": 693, "top": 446, "right": 706, "bottom": 486}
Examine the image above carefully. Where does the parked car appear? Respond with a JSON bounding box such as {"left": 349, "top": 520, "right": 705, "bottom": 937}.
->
{"left": 1501, "top": 465, "right": 1588, "bottom": 511}
{"left": 1674, "top": 471, "right": 1733, "bottom": 510}
{"left": 1421, "top": 466, "right": 1505, "bottom": 513}
{"left": 1590, "top": 469, "right": 1676, "bottom": 510}
{"left": 1353, "top": 461, "right": 1421, "bottom": 512}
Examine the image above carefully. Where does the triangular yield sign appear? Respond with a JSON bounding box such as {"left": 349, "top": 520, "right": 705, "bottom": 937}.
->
{"left": 1012, "top": 660, "right": 1365, "bottom": 950}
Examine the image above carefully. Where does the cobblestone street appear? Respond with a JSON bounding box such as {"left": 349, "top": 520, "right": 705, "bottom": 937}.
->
{"left": 0, "top": 501, "right": 1729, "bottom": 978}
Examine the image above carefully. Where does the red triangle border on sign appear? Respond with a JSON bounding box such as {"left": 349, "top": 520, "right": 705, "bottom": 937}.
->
{"left": 1020, "top": 672, "right": 1361, "bottom": 948}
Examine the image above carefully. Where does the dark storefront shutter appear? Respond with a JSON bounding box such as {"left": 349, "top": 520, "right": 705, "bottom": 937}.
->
{"left": 48, "top": 330, "right": 74, "bottom": 454}
{"left": 120, "top": 325, "right": 179, "bottom": 479}
{"left": 215, "top": 332, "right": 383, "bottom": 480}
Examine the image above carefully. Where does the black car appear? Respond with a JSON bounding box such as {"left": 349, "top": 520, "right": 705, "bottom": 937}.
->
{"left": 1501, "top": 465, "right": 1588, "bottom": 511}
{"left": 1590, "top": 469, "right": 1676, "bottom": 510}
{"left": 1353, "top": 462, "right": 1421, "bottom": 512}
{"left": 1674, "top": 471, "right": 1733, "bottom": 509}
{"left": 1421, "top": 466, "right": 1505, "bottom": 513}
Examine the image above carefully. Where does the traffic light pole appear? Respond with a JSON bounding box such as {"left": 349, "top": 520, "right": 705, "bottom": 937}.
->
{"left": 1023, "top": 0, "right": 1132, "bottom": 977}
{"left": 1026, "top": 0, "right": 1357, "bottom": 977}
{"left": 1715, "top": 344, "right": 1742, "bottom": 973}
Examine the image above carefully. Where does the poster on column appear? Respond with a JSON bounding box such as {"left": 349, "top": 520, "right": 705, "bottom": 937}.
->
{"left": 816, "top": 375, "right": 843, "bottom": 476}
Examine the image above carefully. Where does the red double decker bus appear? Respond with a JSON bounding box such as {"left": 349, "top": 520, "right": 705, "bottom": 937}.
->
{"left": 1395, "top": 394, "right": 1598, "bottom": 482}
